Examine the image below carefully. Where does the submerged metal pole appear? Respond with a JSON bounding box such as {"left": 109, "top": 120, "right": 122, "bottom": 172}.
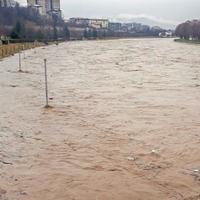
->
{"left": 23, "top": 45, "right": 25, "bottom": 59}
{"left": 18, "top": 51, "right": 22, "bottom": 72}
{"left": 44, "top": 59, "right": 49, "bottom": 108}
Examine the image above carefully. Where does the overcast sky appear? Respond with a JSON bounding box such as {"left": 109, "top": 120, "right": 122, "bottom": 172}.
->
{"left": 17, "top": 0, "right": 200, "bottom": 26}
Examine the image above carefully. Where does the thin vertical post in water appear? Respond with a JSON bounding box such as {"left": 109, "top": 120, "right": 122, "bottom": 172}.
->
{"left": 23, "top": 45, "right": 25, "bottom": 59}
{"left": 44, "top": 59, "right": 49, "bottom": 108}
{"left": 18, "top": 51, "right": 22, "bottom": 72}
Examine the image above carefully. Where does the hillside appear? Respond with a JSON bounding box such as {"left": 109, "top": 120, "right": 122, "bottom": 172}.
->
{"left": 0, "top": 5, "right": 70, "bottom": 41}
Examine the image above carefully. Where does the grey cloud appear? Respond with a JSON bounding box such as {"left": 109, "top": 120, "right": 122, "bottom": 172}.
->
{"left": 16, "top": 0, "right": 200, "bottom": 23}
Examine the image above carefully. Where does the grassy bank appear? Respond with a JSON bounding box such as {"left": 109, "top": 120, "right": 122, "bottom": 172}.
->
{"left": 174, "top": 39, "right": 200, "bottom": 44}
{"left": 0, "top": 42, "right": 48, "bottom": 59}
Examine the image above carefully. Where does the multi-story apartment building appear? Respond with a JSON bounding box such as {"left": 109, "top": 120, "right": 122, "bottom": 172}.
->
{"left": 0, "top": 0, "right": 16, "bottom": 7}
{"left": 47, "top": 0, "right": 60, "bottom": 13}
{"left": 27, "top": 0, "right": 61, "bottom": 16}
{"left": 27, "top": 0, "right": 46, "bottom": 15}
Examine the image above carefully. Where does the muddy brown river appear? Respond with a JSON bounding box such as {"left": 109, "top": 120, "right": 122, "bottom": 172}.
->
{"left": 0, "top": 39, "right": 200, "bottom": 200}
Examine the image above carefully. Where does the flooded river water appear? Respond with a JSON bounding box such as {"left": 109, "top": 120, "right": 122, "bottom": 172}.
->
{"left": 0, "top": 39, "right": 200, "bottom": 200}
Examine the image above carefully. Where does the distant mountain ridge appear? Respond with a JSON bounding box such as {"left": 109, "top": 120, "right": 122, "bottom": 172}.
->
{"left": 129, "top": 17, "right": 176, "bottom": 30}
{"left": 114, "top": 15, "right": 177, "bottom": 30}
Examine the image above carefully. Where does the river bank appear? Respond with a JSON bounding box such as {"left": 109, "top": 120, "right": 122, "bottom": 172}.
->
{"left": 0, "top": 42, "right": 44, "bottom": 59}
{"left": 174, "top": 38, "right": 200, "bottom": 44}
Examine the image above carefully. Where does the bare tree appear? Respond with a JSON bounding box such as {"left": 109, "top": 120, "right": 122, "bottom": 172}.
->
{"left": 176, "top": 20, "right": 200, "bottom": 40}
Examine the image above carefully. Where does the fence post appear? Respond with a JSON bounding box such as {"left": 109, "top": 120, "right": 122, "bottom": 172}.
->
{"left": 23, "top": 45, "right": 26, "bottom": 59}
{"left": 0, "top": 46, "right": 2, "bottom": 59}
{"left": 44, "top": 59, "right": 49, "bottom": 108}
{"left": 18, "top": 51, "right": 22, "bottom": 72}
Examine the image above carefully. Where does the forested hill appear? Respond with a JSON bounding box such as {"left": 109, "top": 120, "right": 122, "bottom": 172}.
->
{"left": 0, "top": 5, "right": 70, "bottom": 41}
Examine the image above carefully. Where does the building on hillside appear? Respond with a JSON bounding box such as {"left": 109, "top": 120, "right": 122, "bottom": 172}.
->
{"left": 0, "top": 0, "right": 16, "bottom": 7}
{"left": 27, "top": 0, "right": 45, "bottom": 15}
{"left": 108, "top": 22, "right": 122, "bottom": 31}
{"left": 69, "top": 18, "right": 90, "bottom": 27}
{"left": 45, "top": 0, "right": 61, "bottom": 16}
{"left": 27, "top": 0, "right": 61, "bottom": 16}
{"left": 69, "top": 18, "right": 109, "bottom": 29}
{"left": 27, "top": 0, "right": 46, "bottom": 15}
{"left": 89, "top": 19, "right": 109, "bottom": 29}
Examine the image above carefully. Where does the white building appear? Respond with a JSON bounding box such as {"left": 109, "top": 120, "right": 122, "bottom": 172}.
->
{"left": 89, "top": 19, "right": 109, "bottom": 29}
{"left": 159, "top": 31, "right": 173, "bottom": 38}
{"left": 69, "top": 18, "right": 109, "bottom": 29}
